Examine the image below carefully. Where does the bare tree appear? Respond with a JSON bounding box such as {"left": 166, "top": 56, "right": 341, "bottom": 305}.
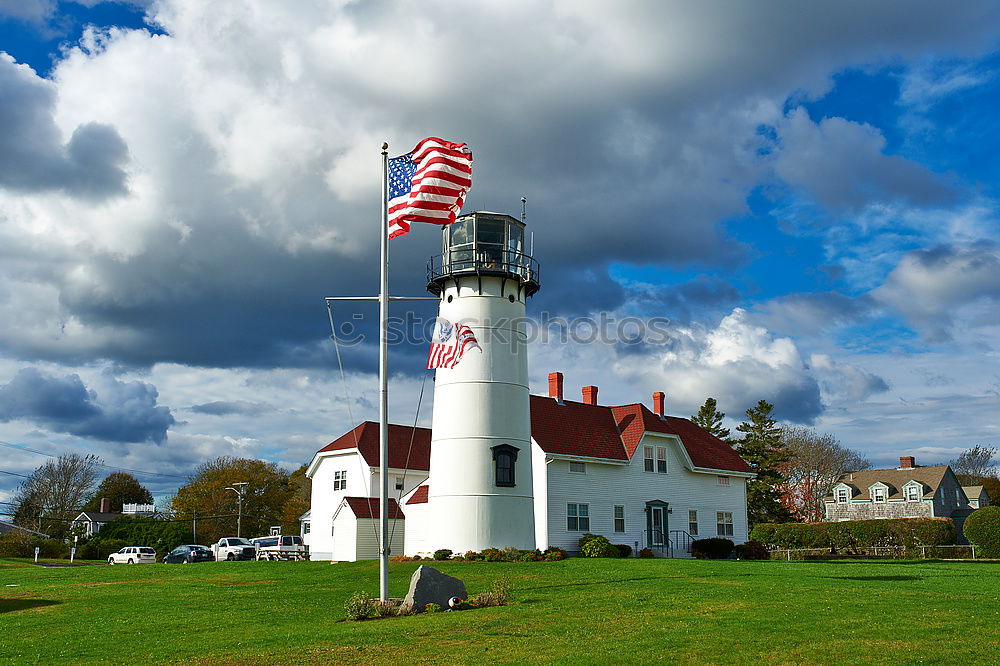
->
{"left": 12, "top": 453, "right": 103, "bottom": 537}
{"left": 778, "top": 426, "right": 871, "bottom": 523}
{"left": 949, "top": 445, "right": 997, "bottom": 481}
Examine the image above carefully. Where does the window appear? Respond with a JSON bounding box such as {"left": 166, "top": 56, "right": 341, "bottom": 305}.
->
{"left": 394, "top": 476, "right": 404, "bottom": 491}
{"left": 569, "top": 461, "right": 586, "bottom": 473}
{"left": 836, "top": 488, "right": 849, "bottom": 503}
{"left": 717, "top": 475, "right": 730, "bottom": 486}
{"left": 333, "top": 470, "right": 347, "bottom": 491}
{"left": 656, "top": 447, "right": 668, "bottom": 473}
{"left": 567, "top": 503, "right": 590, "bottom": 531}
{"left": 492, "top": 444, "right": 519, "bottom": 487}
{"left": 872, "top": 487, "right": 886, "bottom": 503}
{"left": 717, "top": 511, "right": 734, "bottom": 537}
{"left": 303, "top": 523, "right": 311, "bottom": 534}
{"left": 613, "top": 505, "right": 625, "bottom": 532}
{"left": 688, "top": 510, "right": 698, "bottom": 535}
{"left": 905, "top": 485, "right": 921, "bottom": 501}
{"left": 643, "top": 446, "right": 654, "bottom": 472}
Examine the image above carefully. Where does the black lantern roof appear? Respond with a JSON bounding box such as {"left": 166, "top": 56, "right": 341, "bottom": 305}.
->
{"left": 426, "top": 211, "right": 540, "bottom": 296}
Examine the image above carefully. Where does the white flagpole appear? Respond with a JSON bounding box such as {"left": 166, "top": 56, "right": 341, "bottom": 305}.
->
{"left": 379, "top": 142, "right": 390, "bottom": 602}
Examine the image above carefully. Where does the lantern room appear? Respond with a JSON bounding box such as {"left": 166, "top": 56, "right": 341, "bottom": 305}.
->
{"left": 426, "top": 211, "right": 540, "bottom": 296}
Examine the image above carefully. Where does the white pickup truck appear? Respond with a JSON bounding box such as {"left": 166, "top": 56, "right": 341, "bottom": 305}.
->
{"left": 249, "top": 535, "right": 308, "bottom": 560}
{"left": 211, "top": 537, "right": 257, "bottom": 561}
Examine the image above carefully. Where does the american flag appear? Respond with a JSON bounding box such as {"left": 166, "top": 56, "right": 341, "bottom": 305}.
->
{"left": 427, "top": 318, "right": 481, "bottom": 369}
{"left": 387, "top": 137, "right": 473, "bottom": 239}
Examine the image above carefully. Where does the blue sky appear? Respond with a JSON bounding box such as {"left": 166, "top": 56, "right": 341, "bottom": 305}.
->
{"left": 0, "top": 1, "right": 999, "bottom": 503}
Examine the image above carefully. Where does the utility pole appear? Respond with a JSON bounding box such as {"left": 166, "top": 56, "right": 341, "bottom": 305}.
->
{"left": 225, "top": 482, "right": 248, "bottom": 537}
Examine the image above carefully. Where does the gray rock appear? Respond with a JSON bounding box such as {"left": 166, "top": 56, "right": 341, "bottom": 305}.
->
{"left": 400, "top": 565, "right": 467, "bottom": 614}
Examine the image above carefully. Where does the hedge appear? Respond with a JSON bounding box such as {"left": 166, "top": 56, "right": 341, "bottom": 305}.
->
{"left": 750, "top": 518, "right": 955, "bottom": 553}
{"left": 691, "top": 538, "right": 734, "bottom": 559}
{"left": 964, "top": 506, "right": 1000, "bottom": 557}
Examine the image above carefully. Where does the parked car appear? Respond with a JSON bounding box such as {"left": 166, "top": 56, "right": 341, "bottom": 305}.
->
{"left": 162, "top": 544, "right": 215, "bottom": 564}
{"left": 249, "top": 535, "right": 308, "bottom": 560}
{"left": 212, "top": 537, "right": 257, "bottom": 561}
{"left": 107, "top": 546, "right": 156, "bottom": 564}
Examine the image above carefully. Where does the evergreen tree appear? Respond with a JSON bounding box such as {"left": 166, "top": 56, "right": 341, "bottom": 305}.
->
{"left": 736, "top": 400, "right": 793, "bottom": 526}
{"left": 691, "top": 397, "right": 731, "bottom": 441}
{"left": 83, "top": 472, "right": 154, "bottom": 513}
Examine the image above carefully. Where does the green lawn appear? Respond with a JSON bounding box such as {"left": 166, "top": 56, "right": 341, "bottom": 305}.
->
{"left": 2, "top": 557, "right": 998, "bottom": 664}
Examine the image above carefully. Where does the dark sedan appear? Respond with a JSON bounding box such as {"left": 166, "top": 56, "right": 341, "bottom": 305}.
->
{"left": 163, "top": 544, "right": 215, "bottom": 564}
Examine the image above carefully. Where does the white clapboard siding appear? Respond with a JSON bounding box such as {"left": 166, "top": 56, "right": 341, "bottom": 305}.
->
{"left": 355, "top": 518, "right": 405, "bottom": 561}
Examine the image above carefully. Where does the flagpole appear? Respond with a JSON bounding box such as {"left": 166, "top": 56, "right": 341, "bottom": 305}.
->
{"left": 379, "top": 142, "right": 390, "bottom": 602}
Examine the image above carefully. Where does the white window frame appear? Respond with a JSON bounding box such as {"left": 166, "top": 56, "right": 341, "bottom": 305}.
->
{"left": 643, "top": 446, "right": 654, "bottom": 472}
{"left": 716, "top": 511, "right": 734, "bottom": 537}
{"left": 836, "top": 487, "right": 849, "bottom": 503}
{"left": 656, "top": 446, "right": 668, "bottom": 473}
{"left": 333, "top": 470, "right": 347, "bottom": 492}
{"left": 717, "top": 475, "right": 730, "bottom": 486}
{"left": 569, "top": 461, "right": 586, "bottom": 473}
{"left": 613, "top": 505, "right": 625, "bottom": 532}
{"left": 872, "top": 485, "right": 887, "bottom": 503}
{"left": 688, "top": 509, "right": 698, "bottom": 535}
{"left": 567, "top": 503, "right": 590, "bottom": 532}
{"left": 394, "top": 475, "right": 404, "bottom": 491}
{"left": 904, "top": 484, "right": 921, "bottom": 501}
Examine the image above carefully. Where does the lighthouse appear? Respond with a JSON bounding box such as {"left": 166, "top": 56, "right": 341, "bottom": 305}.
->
{"left": 422, "top": 211, "right": 540, "bottom": 552}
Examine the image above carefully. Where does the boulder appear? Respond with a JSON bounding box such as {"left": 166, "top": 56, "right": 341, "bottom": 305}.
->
{"left": 400, "top": 565, "right": 467, "bottom": 614}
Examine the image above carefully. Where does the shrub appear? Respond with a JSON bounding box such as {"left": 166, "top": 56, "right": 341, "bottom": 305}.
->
{"left": 751, "top": 518, "right": 955, "bottom": 553}
{"left": 0, "top": 531, "right": 34, "bottom": 558}
{"left": 733, "top": 540, "right": 769, "bottom": 560}
{"left": 463, "top": 550, "right": 483, "bottom": 561}
{"left": 614, "top": 544, "right": 632, "bottom": 558}
{"left": 638, "top": 547, "right": 654, "bottom": 558}
{"left": 344, "top": 592, "right": 377, "bottom": 621}
{"left": 374, "top": 600, "right": 398, "bottom": 618}
{"left": 489, "top": 576, "right": 513, "bottom": 604}
{"left": 501, "top": 546, "right": 521, "bottom": 561}
{"left": 411, "top": 555, "right": 422, "bottom": 560}
{"left": 481, "top": 547, "right": 504, "bottom": 562}
{"left": 543, "top": 546, "right": 567, "bottom": 561}
{"left": 580, "top": 534, "right": 619, "bottom": 558}
{"left": 425, "top": 603, "right": 441, "bottom": 613}
{"left": 518, "top": 549, "right": 542, "bottom": 562}
{"left": 964, "top": 506, "right": 1000, "bottom": 557}
{"left": 691, "top": 538, "right": 734, "bottom": 559}
{"left": 433, "top": 548, "right": 453, "bottom": 561}
{"left": 473, "top": 591, "right": 499, "bottom": 607}
{"left": 577, "top": 533, "right": 603, "bottom": 552}
{"left": 389, "top": 554, "right": 411, "bottom": 563}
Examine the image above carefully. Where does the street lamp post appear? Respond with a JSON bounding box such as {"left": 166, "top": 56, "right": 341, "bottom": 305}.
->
{"left": 225, "top": 482, "right": 248, "bottom": 538}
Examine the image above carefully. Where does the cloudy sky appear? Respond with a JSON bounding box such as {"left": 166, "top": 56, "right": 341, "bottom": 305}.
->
{"left": 1, "top": 0, "right": 999, "bottom": 503}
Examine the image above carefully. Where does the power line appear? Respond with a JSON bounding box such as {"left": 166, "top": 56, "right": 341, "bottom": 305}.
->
{"left": 0, "top": 440, "right": 190, "bottom": 480}
{"left": 0, "top": 469, "right": 31, "bottom": 478}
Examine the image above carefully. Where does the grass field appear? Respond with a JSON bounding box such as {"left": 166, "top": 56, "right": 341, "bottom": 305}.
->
{"left": 2, "top": 556, "right": 999, "bottom": 664}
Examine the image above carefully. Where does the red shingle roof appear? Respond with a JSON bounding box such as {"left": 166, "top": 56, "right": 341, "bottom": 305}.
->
{"left": 406, "top": 485, "right": 429, "bottom": 505}
{"left": 529, "top": 395, "right": 628, "bottom": 460}
{"left": 318, "top": 397, "right": 751, "bottom": 475}
{"left": 610, "top": 403, "right": 754, "bottom": 473}
{"left": 343, "top": 497, "right": 404, "bottom": 520}
{"left": 318, "top": 421, "right": 430, "bottom": 470}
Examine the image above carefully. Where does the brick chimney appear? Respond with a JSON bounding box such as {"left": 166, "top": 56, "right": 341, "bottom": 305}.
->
{"left": 100, "top": 497, "right": 110, "bottom": 513}
{"left": 898, "top": 456, "right": 916, "bottom": 470}
{"left": 548, "top": 372, "right": 564, "bottom": 403}
{"left": 653, "top": 392, "right": 665, "bottom": 417}
{"left": 582, "top": 385, "right": 598, "bottom": 405}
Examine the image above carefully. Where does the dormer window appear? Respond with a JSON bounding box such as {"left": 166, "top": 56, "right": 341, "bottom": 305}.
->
{"left": 872, "top": 486, "right": 887, "bottom": 503}
{"left": 836, "top": 488, "right": 849, "bottom": 503}
{"left": 904, "top": 484, "right": 921, "bottom": 501}
{"left": 491, "top": 444, "right": 519, "bottom": 487}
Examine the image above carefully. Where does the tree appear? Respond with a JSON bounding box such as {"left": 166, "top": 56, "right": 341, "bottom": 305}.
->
{"left": 280, "top": 464, "right": 311, "bottom": 534}
{"left": 82, "top": 472, "right": 154, "bottom": 513}
{"left": 777, "top": 426, "right": 871, "bottom": 522}
{"left": 95, "top": 516, "right": 193, "bottom": 556}
{"left": 12, "top": 454, "right": 103, "bottom": 538}
{"left": 171, "top": 457, "right": 295, "bottom": 545}
{"left": 949, "top": 445, "right": 997, "bottom": 482}
{"left": 735, "top": 400, "right": 793, "bottom": 526}
{"left": 691, "top": 397, "right": 731, "bottom": 441}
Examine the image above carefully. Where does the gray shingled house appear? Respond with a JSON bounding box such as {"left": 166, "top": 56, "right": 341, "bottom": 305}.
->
{"left": 824, "top": 456, "right": 972, "bottom": 524}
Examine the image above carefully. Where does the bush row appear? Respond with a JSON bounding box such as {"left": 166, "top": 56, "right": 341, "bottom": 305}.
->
{"left": 578, "top": 534, "right": 632, "bottom": 558}
{"left": 750, "top": 518, "right": 955, "bottom": 553}
{"left": 392, "top": 546, "right": 568, "bottom": 563}
{"left": 964, "top": 506, "right": 1000, "bottom": 557}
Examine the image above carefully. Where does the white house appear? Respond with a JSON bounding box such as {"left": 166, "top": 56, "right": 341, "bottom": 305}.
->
{"left": 306, "top": 374, "right": 753, "bottom": 560}
{"left": 306, "top": 211, "right": 752, "bottom": 560}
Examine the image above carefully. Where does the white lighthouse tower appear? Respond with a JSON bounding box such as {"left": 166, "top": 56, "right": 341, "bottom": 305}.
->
{"left": 422, "top": 211, "right": 540, "bottom": 552}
